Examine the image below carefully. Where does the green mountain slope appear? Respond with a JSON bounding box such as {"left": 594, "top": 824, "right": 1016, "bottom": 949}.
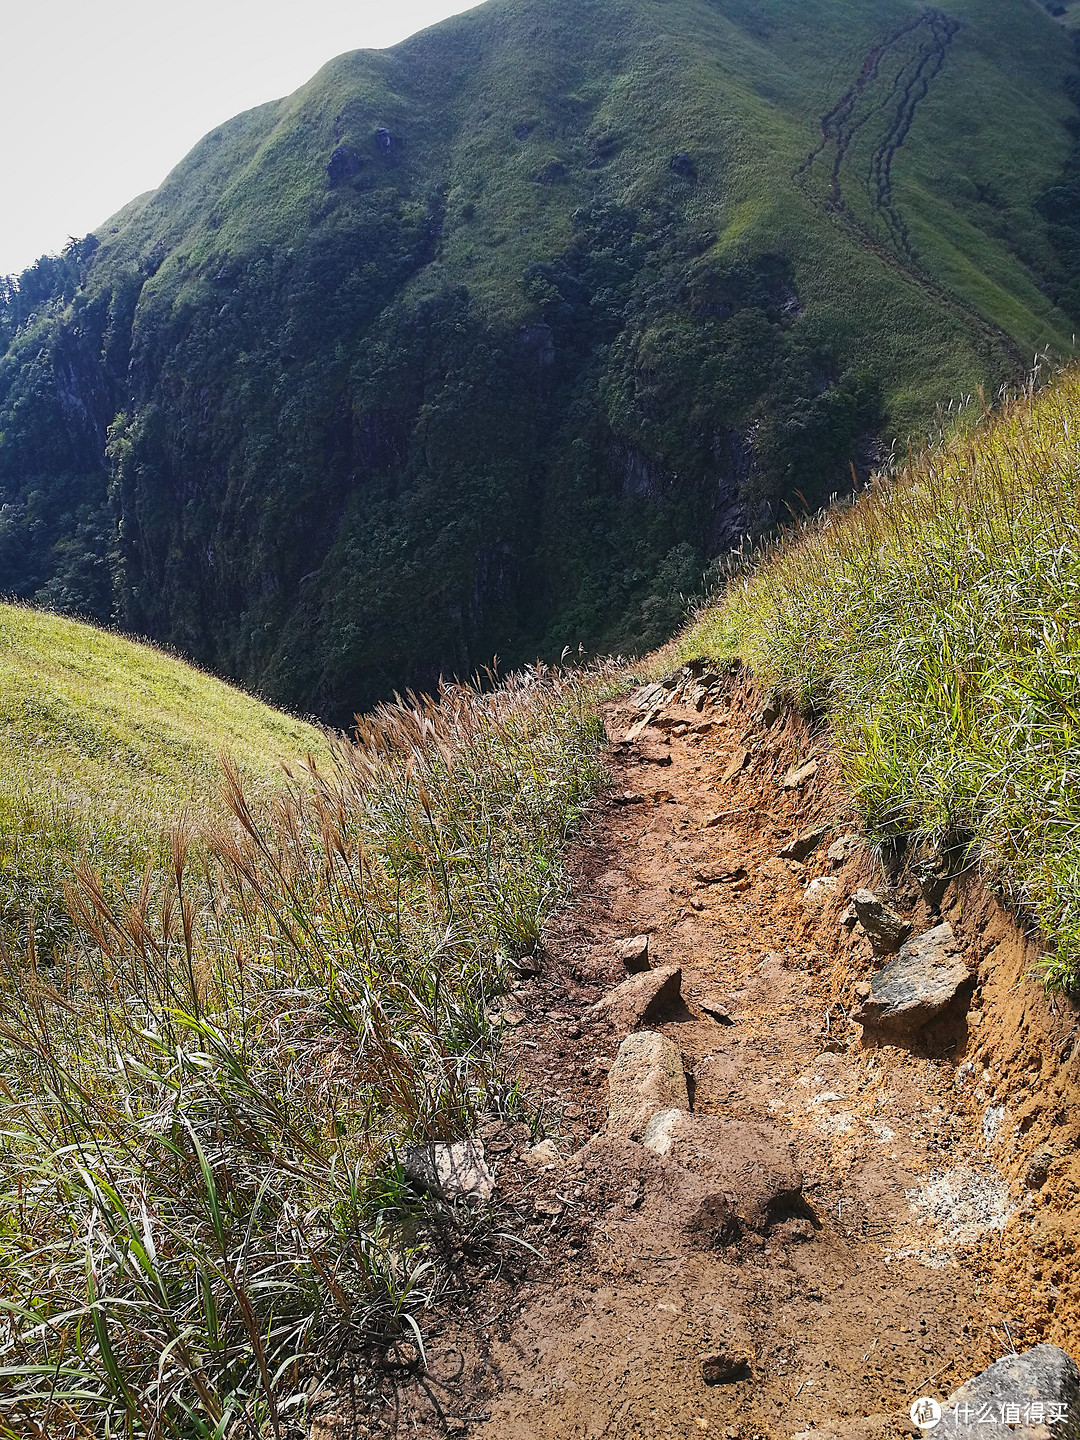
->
{"left": 1, "top": 0, "right": 1078, "bottom": 720}
{"left": 0, "top": 602, "right": 324, "bottom": 949}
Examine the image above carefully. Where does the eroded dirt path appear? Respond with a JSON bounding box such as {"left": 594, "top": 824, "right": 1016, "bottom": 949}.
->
{"left": 324, "top": 669, "right": 1080, "bottom": 1440}
{"left": 467, "top": 672, "right": 1018, "bottom": 1439}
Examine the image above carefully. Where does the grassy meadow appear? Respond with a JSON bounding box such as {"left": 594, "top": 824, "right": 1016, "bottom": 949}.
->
{"left": 0, "top": 605, "right": 327, "bottom": 956}
{"left": 676, "top": 362, "right": 1080, "bottom": 989}
{"left": 0, "top": 610, "right": 611, "bottom": 1436}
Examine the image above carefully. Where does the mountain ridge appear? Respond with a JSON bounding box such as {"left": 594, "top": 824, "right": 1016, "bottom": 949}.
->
{"left": 1, "top": 0, "right": 1078, "bottom": 721}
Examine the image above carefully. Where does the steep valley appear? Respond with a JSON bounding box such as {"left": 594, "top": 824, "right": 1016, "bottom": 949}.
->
{"left": 2, "top": 0, "right": 1079, "bottom": 720}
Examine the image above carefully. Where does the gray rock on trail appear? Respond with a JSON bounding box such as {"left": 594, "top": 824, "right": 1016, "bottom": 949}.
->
{"left": 721, "top": 745, "right": 750, "bottom": 783}
{"left": 780, "top": 757, "right": 819, "bottom": 789}
{"left": 642, "top": 1109, "right": 804, "bottom": 1232}
{"left": 524, "top": 1139, "right": 560, "bottom": 1169}
{"left": 934, "top": 1344, "right": 1080, "bottom": 1440}
{"left": 854, "top": 922, "right": 973, "bottom": 1035}
{"left": 403, "top": 1140, "right": 495, "bottom": 1201}
{"left": 615, "top": 934, "right": 651, "bottom": 973}
{"left": 631, "top": 682, "right": 667, "bottom": 711}
{"left": 606, "top": 1031, "right": 689, "bottom": 1140}
{"left": 827, "top": 834, "right": 860, "bottom": 864}
{"left": 779, "top": 823, "right": 831, "bottom": 861}
{"left": 590, "top": 964, "right": 683, "bottom": 1031}
{"left": 803, "top": 875, "right": 838, "bottom": 908}
{"left": 851, "top": 888, "right": 913, "bottom": 954}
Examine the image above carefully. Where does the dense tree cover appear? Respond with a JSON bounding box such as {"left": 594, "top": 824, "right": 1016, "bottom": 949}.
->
{"left": 0, "top": 199, "right": 879, "bottom": 722}
{"left": 0, "top": 0, "right": 1075, "bottom": 720}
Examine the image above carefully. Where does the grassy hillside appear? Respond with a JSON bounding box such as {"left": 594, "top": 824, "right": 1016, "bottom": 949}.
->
{"left": 2, "top": 0, "right": 1079, "bottom": 720}
{"left": 674, "top": 361, "right": 1080, "bottom": 989}
{"left": 0, "top": 603, "right": 325, "bottom": 952}
{"left": 0, "top": 657, "right": 609, "bottom": 1435}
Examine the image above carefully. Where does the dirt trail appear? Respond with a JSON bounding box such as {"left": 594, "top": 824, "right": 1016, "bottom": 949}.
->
{"left": 320, "top": 669, "right": 1080, "bottom": 1440}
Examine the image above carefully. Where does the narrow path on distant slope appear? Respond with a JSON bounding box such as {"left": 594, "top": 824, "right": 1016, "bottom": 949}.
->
{"left": 796, "top": 9, "right": 959, "bottom": 267}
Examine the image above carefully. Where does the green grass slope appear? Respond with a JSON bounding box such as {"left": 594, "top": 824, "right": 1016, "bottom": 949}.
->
{"left": 675, "top": 361, "right": 1080, "bottom": 988}
{"left": 2, "top": 0, "right": 1079, "bottom": 720}
{"left": 0, "top": 603, "right": 324, "bottom": 950}
{"left": 0, "top": 658, "right": 610, "bottom": 1434}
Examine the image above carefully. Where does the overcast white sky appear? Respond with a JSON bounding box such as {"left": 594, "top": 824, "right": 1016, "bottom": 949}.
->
{"left": 1, "top": 0, "right": 484, "bottom": 278}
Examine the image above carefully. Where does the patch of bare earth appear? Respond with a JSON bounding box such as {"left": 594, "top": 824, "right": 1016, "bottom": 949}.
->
{"left": 314, "top": 668, "right": 1080, "bottom": 1440}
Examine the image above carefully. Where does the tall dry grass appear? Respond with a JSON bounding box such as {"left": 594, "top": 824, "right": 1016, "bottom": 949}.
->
{"left": 678, "top": 364, "right": 1080, "bottom": 987}
{"left": 0, "top": 663, "right": 611, "bottom": 1437}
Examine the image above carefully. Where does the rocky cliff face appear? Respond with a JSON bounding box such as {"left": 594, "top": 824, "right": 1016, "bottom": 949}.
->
{"left": 0, "top": 0, "right": 1075, "bottom": 719}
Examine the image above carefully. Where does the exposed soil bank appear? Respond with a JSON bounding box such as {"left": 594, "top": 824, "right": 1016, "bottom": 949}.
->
{"left": 314, "top": 670, "right": 1080, "bottom": 1438}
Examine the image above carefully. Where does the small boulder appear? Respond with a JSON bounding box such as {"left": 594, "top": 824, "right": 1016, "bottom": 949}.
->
{"left": 631, "top": 682, "right": 667, "bottom": 711}
{"left": 615, "top": 934, "right": 651, "bottom": 973}
{"left": 403, "top": 1140, "right": 494, "bottom": 1201}
{"left": 854, "top": 922, "right": 972, "bottom": 1035}
{"left": 803, "top": 875, "right": 838, "bottom": 908}
{"left": 779, "top": 823, "right": 831, "bottom": 861}
{"left": 590, "top": 964, "right": 683, "bottom": 1032}
{"left": 934, "top": 1344, "right": 1079, "bottom": 1440}
{"left": 606, "top": 1031, "right": 689, "bottom": 1139}
{"left": 700, "top": 1349, "right": 751, "bottom": 1385}
{"left": 827, "top": 834, "right": 860, "bottom": 864}
{"left": 524, "top": 1139, "right": 560, "bottom": 1169}
{"left": 721, "top": 745, "right": 751, "bottom": 783}
{"left": 781, "top": 757, "right": 818, "bottom": 789}
{"left": 851, "top": 889, "right": 913, "bottom": 954}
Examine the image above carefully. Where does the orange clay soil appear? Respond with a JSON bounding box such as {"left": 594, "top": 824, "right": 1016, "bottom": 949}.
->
{"left": 314, "top": 668, "right": 1080, "bottom": 1440}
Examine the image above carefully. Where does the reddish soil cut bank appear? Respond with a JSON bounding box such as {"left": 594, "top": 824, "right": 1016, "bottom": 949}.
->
{"left": 316, "top": 670, "right": 1080, "bottom": 1440}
